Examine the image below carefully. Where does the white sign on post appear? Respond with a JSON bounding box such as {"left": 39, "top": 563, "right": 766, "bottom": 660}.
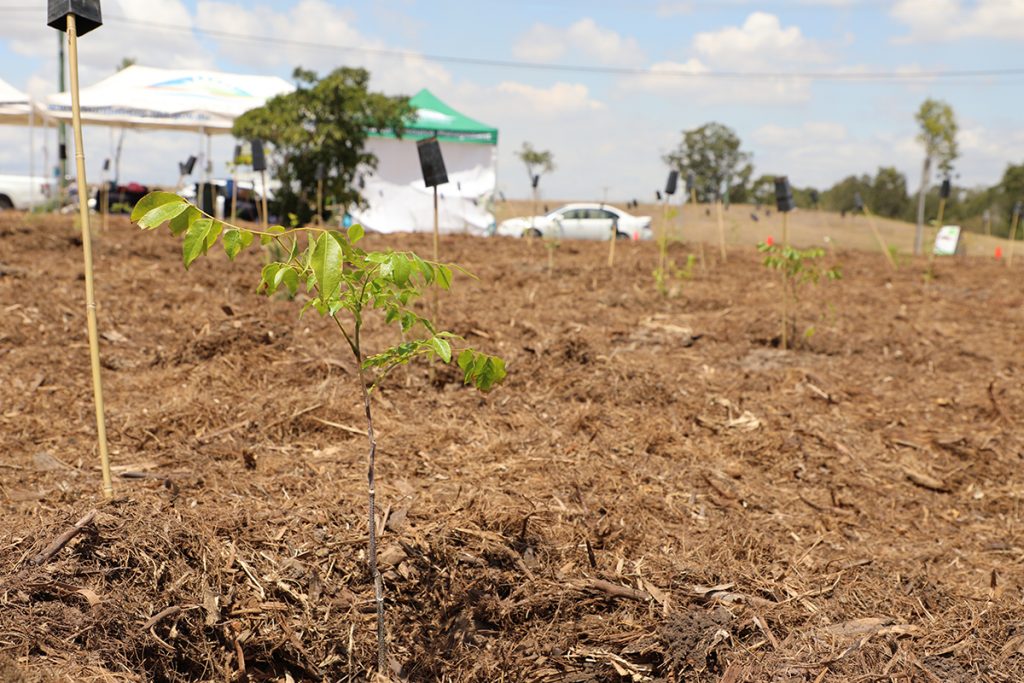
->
{"left": 933, "top": 225, "right": 962, "bottom": 256}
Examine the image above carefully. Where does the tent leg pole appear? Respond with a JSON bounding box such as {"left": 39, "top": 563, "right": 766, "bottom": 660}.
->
{"left": 67, "top": 14, "right": 113, "bottom": 500}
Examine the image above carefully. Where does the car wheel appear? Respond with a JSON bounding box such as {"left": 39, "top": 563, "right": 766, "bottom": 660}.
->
{"left": 523, "top": 228, "right": 543, "bottom": 238}
{"left": 615, "top": 231, "right": 629, "bottom": 240}
{"left": 0, "top": 195, "right": 13, "bottom": 210}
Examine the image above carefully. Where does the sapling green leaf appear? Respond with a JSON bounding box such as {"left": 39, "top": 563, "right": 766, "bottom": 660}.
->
{"left": 169, "top": 206, "right": 201, "bottom": 237}
{"left": 130, "top": 191, "right": 188, "bottom": 226}
{"left": 183, "top": 218, "right": 214, "bottom": 268}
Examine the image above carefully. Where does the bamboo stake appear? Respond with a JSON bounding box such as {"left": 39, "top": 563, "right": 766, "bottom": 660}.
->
{"left": 607, "top": 222, "right": 616, "bottom": 268}
{"left": 67, "top": 14, "right": 113, "bottom": 500}
{"left": 101, "top": 179, "right": 108, "bottom": 232}
{"left": 780, "top": 211, "right": 789, "bottom": 350}
{"left": 316, "top": 177, "right": 324, "bottom": 227}
{"left": 716, "top": 199, "right": 727, "bottom": 262}
{"left": 1007, "top": 209, "right": 1021, "bottom": 268}
{"left": 659, "top": 198, "right": 668, "bottom": 276}
{"left": 863, "top": 205, "right": 897, "bottom": 270}
{"left": 229, "top": 170, "right": 238, "bottom": 224}
{"left": 259, "top": 169, "right": 269, "bottom": 230}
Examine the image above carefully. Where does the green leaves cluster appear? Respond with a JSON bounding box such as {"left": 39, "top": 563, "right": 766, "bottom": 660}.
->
{"left": 233, "top": 66, "right": 413, "bottom": 223}
{"left": 759, "top": 243, "right": 841, "bottom": 286}
{"left": 132, "top": 192, "right": 505, "bottom": 392}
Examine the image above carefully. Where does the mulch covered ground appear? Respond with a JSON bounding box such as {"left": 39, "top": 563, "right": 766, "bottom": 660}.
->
{"left": 1, "top": 213, "right": 1022, "bottom": 682}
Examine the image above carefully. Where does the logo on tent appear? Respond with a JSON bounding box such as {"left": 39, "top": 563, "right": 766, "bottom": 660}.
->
{"left": 415, "top": 109, "right": 455, "bottom": 124}
{"left": 147, "top": 76, "right": 251, "bottom": 99}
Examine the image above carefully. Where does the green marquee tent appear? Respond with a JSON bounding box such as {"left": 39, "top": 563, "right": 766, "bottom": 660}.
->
{"left": 356, "top": 89, "right": 499, "bottom": 234}
{"left": 369, "top": 89, "right": 497, "bottom": 146}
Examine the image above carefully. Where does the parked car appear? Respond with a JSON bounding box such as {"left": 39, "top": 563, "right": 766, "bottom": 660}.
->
{"left": 495, "top": 203, "right": 653, "bottom": 240}
{"left": 0, "top": 175, "right": 52, "bottom": 210}
{"left": 91, "top": 182, "right": 150, "bottom": 213}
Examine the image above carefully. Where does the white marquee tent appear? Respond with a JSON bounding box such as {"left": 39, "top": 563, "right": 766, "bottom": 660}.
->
{"left": 45, "top": 65, "right": 294, "bottom": 133}
{"left": 45, "top": 65, "right": 295, "bottom": 196}
{"left": 0, "top": 76, "right": 39, "bottom": 125}
{"left": 352, "top": 89, "right": 498, "bottom": 236}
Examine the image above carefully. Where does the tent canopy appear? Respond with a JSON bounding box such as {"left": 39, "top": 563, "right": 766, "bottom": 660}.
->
{"left": 45, "top": 65, "right": 294, "bottom": 133}
{"left": 370, "top": 89, "right": 497, "bottom": 145}
{"left": 0, "top": 77, "right": 39, "bottom": 125}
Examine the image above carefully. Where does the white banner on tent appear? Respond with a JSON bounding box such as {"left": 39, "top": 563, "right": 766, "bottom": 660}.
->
{"left": 45, "top": 65, "right": 294, "bottom": 133}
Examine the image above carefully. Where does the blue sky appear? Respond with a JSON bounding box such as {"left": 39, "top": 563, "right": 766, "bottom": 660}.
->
{"left": 1, "top": 0, "right": 1022, "bottom": 201}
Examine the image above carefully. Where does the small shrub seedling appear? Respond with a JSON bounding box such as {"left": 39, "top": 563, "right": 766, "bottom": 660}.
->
{"left": 758, "top": 242, "right": 841, "bottom": 350}
{"left": 131, "top": 191, "right": 506, "bottom": 674}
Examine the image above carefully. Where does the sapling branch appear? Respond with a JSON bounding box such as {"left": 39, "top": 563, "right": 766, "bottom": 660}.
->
{"left": 132, "top": 191, "right": 506, "bottom": 674}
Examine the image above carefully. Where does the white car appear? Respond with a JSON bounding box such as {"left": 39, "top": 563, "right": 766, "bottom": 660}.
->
{"left": 496, "top": 203, "right": 653, "bottom": 241}
{"left": 0, "top": 175, "right": 51, "bottom": 210}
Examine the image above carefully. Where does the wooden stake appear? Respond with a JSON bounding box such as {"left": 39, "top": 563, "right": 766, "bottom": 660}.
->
{"left": 432, "top": 185, "right": 439, "bottom": 262}
{"left": 659, "top": 198, "right": 668, "bottom": 276}
{"left": 259, "top": 169, "right": 269, "bottom": 230}
{"left": 1007, "top": 210, "right": 1021, "bottom": 268}
{"left": 100, "top": 179, "right": 108, "bottom": 232}
{"left": 863, "top": 206, "right": 897, "bottom": 270}
{"left": 229, "top": 170, "right": 238, "bottom": 224}
{"left": 607, "top": 222, "right": 616, "bottom": 268}
{"left": 716, "top": 199, "right": 727, "bottom": 262}
{"left": 67, "top": 14, "right": 113, "bottom": 500}
{"left": 780, "top": 211, "right": 789, "bottom": 350}
{"left": 316, "top": 177, "right": 324, "bottom": 227}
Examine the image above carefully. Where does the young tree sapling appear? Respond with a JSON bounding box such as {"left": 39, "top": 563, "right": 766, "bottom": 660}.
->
{"left": 758, "top": 242, "right": 841, "bottom": 350}
{"left": 131, "top": 191, "right": 506, "bottom": 674}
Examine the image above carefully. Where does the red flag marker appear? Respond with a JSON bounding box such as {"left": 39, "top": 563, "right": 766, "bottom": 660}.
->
{"left": 995, "top": 246, "right": 1003, "bottom": 260}
{"left": 765, "top": 236, "right": 774, "bottom": 246}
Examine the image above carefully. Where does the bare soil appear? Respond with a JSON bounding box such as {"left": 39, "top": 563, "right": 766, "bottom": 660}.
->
{"left": 1, "top": 213, "right": 1023, "bottom": 682}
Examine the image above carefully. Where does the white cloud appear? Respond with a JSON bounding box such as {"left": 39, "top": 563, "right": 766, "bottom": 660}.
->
{"left": 748, "top": 121, "right": 922, "bottom": 187}
{"left": 624, "top": 59, "right": 812, "bottom": 105}
{"left": 196, "top": 0, "right": 452, "bottom": 94}
{"left": 495, "top": 81, "right": 605, "bottom": 115}
{"left": 0, "top": 0, "right": 213, "bottom": 88}
{"left": 512, "top": 18, "right": 646, "bottom": 66}
{"left": 622, "top": 13, "right": 827, "bottom": 105}
{"left": 891, "top": 0, "right": 1024, "bottom": 41}
{"left": 693, "top": 12, "right": 831, "bottom": 70}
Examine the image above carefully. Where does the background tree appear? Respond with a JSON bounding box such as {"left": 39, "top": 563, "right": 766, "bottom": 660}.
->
{"left": 870, "top": 166, "right": 910, "bottom": 218}
{"left": 664, "top": 122, "right": 752, "bottom": 203}
{"left": 516, "top": 142, "right": 554, "bottom": 188}
{"left": 821, "top": 174, "right": 872, "bottom": 214}
{"left": 233, "top": 67, "right": 412, "bottom": 224}
{"left": 912, "top": 99, "right": 959, "bottom": 254}
{"left": 750, "top": 174, "right": 777, "bottom": 207}
{"left": 516, "top": 142, "right": 554, "bottom": 222}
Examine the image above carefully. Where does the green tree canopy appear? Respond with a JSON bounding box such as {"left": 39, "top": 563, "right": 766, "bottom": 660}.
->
{"left": 516, "top": 142, "right": 555, "bottom": 185}
{"left": 871, "top": 166, "right": 910, "bottom": 218}
{"left": 233, "top": 67, "right": 412, "bottom": 223}
{"left": 1001, "top": 162, "right": 1024, "bottom": 208}
{"left": 664, "top": 122, "right": 752, "bottom": 203}
{"left": 915, "top": 99, "right": 959, "bottom": 175}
